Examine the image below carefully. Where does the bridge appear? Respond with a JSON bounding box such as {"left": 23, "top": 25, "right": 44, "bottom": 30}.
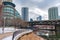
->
{"left": 28, "top": 20, "right": 60, "bottom": 40}
{"left": 28, "top": 20, "right": 60, "bottom": 25}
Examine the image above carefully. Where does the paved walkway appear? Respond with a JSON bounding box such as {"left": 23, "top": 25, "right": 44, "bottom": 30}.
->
{"left": 0, "top": 32, "right": 13, "bottom": 40}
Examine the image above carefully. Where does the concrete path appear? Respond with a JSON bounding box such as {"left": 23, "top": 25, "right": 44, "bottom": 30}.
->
{"left": 0, "top": 32, "right": 13, "bottom": 40}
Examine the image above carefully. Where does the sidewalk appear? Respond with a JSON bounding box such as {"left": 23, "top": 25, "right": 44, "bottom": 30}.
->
{"left": 0, "top": 32, "right": 13, "bottom": 40}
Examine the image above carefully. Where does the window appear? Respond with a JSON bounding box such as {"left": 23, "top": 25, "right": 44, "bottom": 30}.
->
{"left": 3, "top": 7, "right": 14, "bottom": 14}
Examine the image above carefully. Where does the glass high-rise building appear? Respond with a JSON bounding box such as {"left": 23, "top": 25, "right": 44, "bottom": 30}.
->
{"left": 48, "top": 7, "right": 58, "bottom": 20}
{"left": 3, "top": 0, "right": 12, "bottom": 2}
{"left": 2, "top": 2, "right": 21, "bottom": 19}
{"left": 22, "top": 7, "right": 29, "bottom": 21}
{"left": 2, "top": 0, "right": 21, "bottom": 25}
{"left": 37, "top": 16, "right": 42, "bottom": 21}
{"left": 30, "top": 18, "right": 33, "bottom": 22}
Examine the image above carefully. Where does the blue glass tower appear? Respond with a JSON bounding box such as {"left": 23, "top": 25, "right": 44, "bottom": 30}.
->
{"left": 22, "top": 7, "right": 29, "bottom": 21}
{"left": 37, "top": 16, "right": 42, "bottom": 21}
{"left": 30, "top": 18, "right": 33, "bottom": 22}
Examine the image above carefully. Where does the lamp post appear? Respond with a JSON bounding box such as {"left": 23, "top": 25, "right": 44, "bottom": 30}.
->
{"left": 2, "top": 17, "right": 6, "bottom": 33}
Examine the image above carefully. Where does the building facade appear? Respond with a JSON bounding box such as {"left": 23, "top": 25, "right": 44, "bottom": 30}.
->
{"left": 3, "top": 2, "right": 21, "bottom": 19}
{"left": 48, "top": 7, "right": 58, "bottom": 20}
{"left": 22, "top": 7, "right": 29, "bottom": 21}
{"left": 1, "top": 0, "right": 21, "bottom": 26}
{"left": 37, "top": 16, "right": 42, "bottom": 21}
{"left": 30, "top": 18, "right": 33, "bottom": 22}
{"left": 3, "top": 0, "right": 12, "bottom": 2}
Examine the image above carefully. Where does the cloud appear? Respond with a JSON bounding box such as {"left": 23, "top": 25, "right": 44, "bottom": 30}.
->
{"left": 55, "top": 3, "right": 60, "bottom": 6}
{"left": 29, "top": 7, "right": 48, "bottom": 20}
{"left": 13, "top": 0, "right": 60, "bottom": 20}
{"left": 13, "top": 0, "right": 60, "bottom": 10}
{"left": 46, "top": 0, "right": 60, "bottom": 9}
{"left": 29, "top": 8, "right": 47, "bottom": 16}
{"left": 30, "top": 0, "right": 44, "bottom": 3}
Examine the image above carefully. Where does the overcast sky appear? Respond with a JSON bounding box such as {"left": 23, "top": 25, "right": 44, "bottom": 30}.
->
{"left": 13, "top": 0, "right": 60, "bottom": 20}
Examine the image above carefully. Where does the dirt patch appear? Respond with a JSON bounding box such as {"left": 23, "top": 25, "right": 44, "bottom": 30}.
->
{"left": 18, "top": 32, "right": 45, "bottom": 40}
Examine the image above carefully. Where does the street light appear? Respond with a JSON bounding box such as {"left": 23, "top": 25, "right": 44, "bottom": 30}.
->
{"left": 2, "top": 17, "right": 6, "bottom": 33}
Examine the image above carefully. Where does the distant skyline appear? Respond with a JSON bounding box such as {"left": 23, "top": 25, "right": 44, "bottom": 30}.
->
{"left": 13, "top": 0, "right": 60, "bottom": 20}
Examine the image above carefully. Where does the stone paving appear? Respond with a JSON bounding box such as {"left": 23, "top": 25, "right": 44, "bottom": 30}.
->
{"left": 0, "top": 32, "right": 13, "bottom": 40}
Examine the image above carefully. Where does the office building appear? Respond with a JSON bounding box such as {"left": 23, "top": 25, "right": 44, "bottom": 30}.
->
{"left": 48, "top": 7, "right": 58, "bottom": 20}
{"left": 30, "top": 18, "right": 33, "bottom": 22}
{"left": 37, "top": 16, "right": 42, "bottom": 21}
{"left": 3, "top": 1, "right": 21, "bottom": 18}
{"left": 2, "top": 0, "right": 21, "bottom": 25}
{"left": 22, "top": 7, "right": 29, "bottom": 21}
{"left": 3, "top": 0, "right": 12, "bottom": 2}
